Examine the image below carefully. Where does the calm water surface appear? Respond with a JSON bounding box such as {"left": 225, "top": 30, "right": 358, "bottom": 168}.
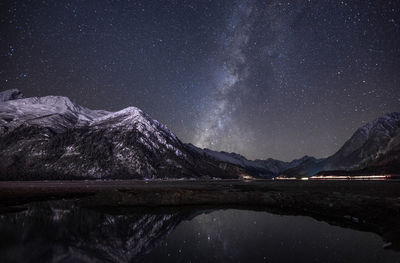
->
{"left": 0, "top": 201, "right": 398, "bottom": 263}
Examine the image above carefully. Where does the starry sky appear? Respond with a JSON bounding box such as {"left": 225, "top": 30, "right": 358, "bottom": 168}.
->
{"left": 1, "top": 0, "right": 399, "bottom": 161}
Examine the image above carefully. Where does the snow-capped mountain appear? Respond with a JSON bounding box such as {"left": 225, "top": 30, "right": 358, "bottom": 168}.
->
{"left": 328, "top": 112, "right": 400, "bottom": 168}
{"left": 0, "top": 89, "right": 244, "bottom": 180}
{"left": 0, "top": 94, "right": 110, "bottom": 135}
{"left": 187, "top": 143, "right": 318, "bottom": 177}
{"left": 281, "top": 112, "right": 400, "bottom": 177}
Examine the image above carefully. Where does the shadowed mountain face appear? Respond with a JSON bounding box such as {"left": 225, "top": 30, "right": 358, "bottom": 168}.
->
{"left": 0, "top": 89, "right": 244, "bottom": 180}
{"left": 282, "top": 112, "right": 400, "bottom": 177}
{"left": 368, "top": 128, "right": 400, "bottom": 171}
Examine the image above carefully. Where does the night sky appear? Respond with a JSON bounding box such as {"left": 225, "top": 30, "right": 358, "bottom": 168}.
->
{"left": 1, "top": 0, "right": 399, "bottom": 161}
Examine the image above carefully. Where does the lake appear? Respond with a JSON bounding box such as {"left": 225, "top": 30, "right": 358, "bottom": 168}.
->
{"left": 0, "top": 200, "right": 398, "bottom": 263}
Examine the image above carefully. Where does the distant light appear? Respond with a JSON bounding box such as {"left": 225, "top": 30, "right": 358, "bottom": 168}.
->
{"left": 240, "top": 174, "right": 254, "bottom": 180}
{"left": 274, "top": 176, "right": 297, "bottom": 180}
{"left": 309, "top": 174, "right": 393, "bottom": 180}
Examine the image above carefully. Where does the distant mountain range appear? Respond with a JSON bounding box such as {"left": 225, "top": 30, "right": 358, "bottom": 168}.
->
{"left": 187, "top": 144, "right": 320, "bottom": 177}
{"left": 188, "top": 112, "right": 400, "bottom": 178}
{"left": 0, "top": 89, "right": 398, "bottom": 180}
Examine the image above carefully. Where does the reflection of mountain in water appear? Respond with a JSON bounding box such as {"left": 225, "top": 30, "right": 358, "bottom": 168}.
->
{"left": 0, "top": 201, "right": 195, "bottom": 263}
{"left": 0, "top": 200, "right": 399, "bottom": 263}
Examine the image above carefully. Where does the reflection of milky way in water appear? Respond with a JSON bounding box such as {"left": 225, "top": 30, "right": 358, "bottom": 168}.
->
{"left": 142, "top": 210, "right": 399, "bottom": 263}
{"left": 0, "top": 201, "right": 399, "bottom": 263}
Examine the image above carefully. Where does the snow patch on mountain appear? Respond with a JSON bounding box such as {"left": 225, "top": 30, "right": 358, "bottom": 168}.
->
{"left": 0, "top": 94, "right": 111, "bottom": 134}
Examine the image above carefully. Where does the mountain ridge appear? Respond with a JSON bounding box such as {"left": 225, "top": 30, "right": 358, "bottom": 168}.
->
{"left": 0, "top": 89, "right": 398, "bottom": 180}
{"left": 0, "top": 89, "right": 245, "bottom": 180}
{"left": 186, "top": 143, "right": 319, "bottom": 177}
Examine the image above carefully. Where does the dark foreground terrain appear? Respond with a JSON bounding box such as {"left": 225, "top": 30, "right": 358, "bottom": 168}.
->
{"left": 0, "top": 180, "right": 399, "bottom": 254}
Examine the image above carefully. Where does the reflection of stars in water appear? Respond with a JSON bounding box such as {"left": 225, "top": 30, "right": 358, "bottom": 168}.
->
{"left": 140, "top": 209, "right": 400, "bottom": 262}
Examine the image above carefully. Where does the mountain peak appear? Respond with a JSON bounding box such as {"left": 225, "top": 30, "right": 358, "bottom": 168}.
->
{"left": 0, "top": 93, "right": 111, "bottom": 134}
{"left": 357, "top": 112, "right": 400, "bottom": 137}
{"left": 0, "top": 89, "right": 24, "bottom": 102}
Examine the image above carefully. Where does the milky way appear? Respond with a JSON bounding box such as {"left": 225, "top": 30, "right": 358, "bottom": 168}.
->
{"left": 1, "top": 0, "right": 399, "bottom": 161}
{"left": 194, "top": 1, "right": 255, "bottom": 153}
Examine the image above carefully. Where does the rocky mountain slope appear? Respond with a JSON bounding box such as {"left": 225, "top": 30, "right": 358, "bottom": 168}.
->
{"left": 282, "top": 112, "right": 400, "bottom": 177}
{"left": 351, "top": 127, "right": 400, "bottom": 174}
{"left": 0, "top": 89, "right": 245, "bottom": 180}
